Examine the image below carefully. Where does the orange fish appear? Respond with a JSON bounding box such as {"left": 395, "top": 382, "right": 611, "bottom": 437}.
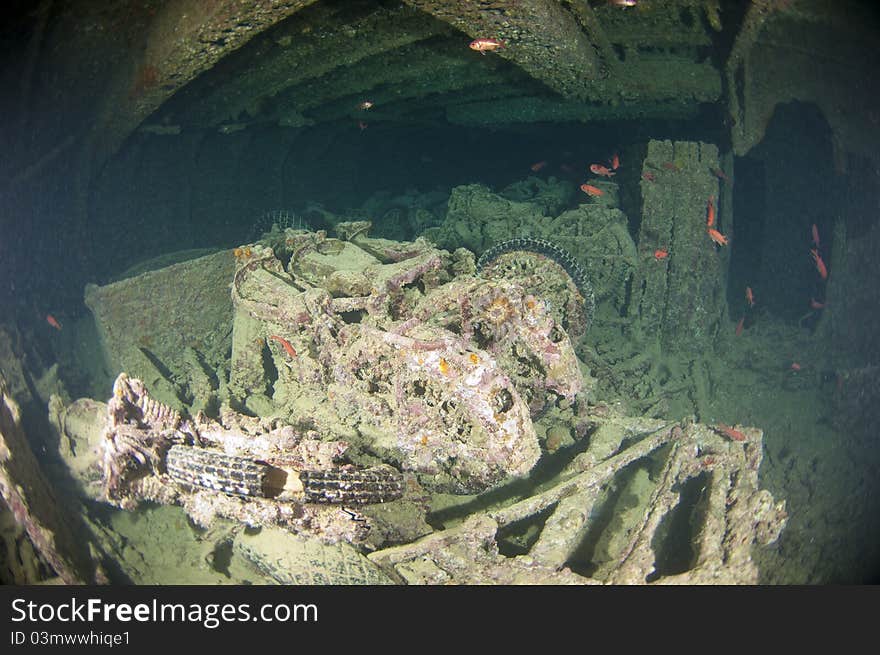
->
{"left": 530, "top": 160, "right": 548, "bottom": 172}
{"left": 735, "top": 316, "right": 744, "bottom": 336}
{"left": 706, "top": 196, "right": 715, "bottom": 227}
{"left": 810, "top": 298, "right": 825, "bottom": 310}
{"left": 653, "top": 248, "right": 669, "bottom": 260}
{"left": 810, "top": 248, "right": 828, "bottom": 279}
{"left": 745, "top": 286, "right": 754, "bottom": 307}
{"left": 716, "top": 423, "right": 747, "bottom": 442}
{"left": 707, "top": 228, "right": 728, "bottom": 246}
{"left": 268, "top": 335, "right": 297, "bottom": 358}
{"left": 811, "top": 223, "right": 820, "bottom": 248}
{"left": 641, "top": 171, "right": 656, "bottom": 182}
{"left": 46, "top": 314, "right": 62, "bottom": 330}
{"left": 358, "top": 121, "right": 368, "bottom": 130}
{"left": 589, "top": 163, "right": 615, "bottom": 177}
{"left": 580, "top": 183, "right": 604, "bottom": 197}
{"left": 358, "top": 100, "right": 374, "bottom": 110}
{"left": 469, "top": 38, "right": 505, "bottom": 54}
{"left": 790, "top": 362, "right": 802, "bottom": 371}
{"left": 611, "top": 153, "right": 620, "bottom": 170}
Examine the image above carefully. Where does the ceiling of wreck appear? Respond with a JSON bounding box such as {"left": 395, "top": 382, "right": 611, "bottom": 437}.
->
{"left": 1, "top": 0, "right": 877, "bottom": 180}
{"left": 150, "top": 0, "right": 723, "bottom": 133}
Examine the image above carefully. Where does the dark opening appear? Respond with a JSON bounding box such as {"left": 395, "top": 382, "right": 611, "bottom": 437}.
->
{"left": 647, "top": 471, "right": 711, "bottom": 581}
{"left": 728, "top": 102, "right": 836, "bottom": 325}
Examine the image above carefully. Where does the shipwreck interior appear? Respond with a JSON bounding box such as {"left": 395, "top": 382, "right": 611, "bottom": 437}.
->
{"left": 0, "top": 0, "right": 879, "bottom": 585}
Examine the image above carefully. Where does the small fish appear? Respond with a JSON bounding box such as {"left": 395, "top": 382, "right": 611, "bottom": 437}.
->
{"left": 790, "top": 362, "right": 802, "bottom": 371}
{"left": 707, "top": 228, "right": 728, "bottom": 246}
{"left": 358, "top": 100, "right": 374, "bottom": 111}
{"left": 810, "top": 298, "right": 825, "bottom": 310}
{"left": 716, "top": 423, "right": 747, "bottom": 442}
{"left": 580, "top": 183, "right": 604, "bottom": 197}
{"left": 268, "top": 335, "right": 297, "bottom": 358}
{"left": 530, "top": 160, "right": 548, "bottom": 172}
{"left": 735, "top": 316, "right": 745, "bottom": 336}
{"left": 810, "top": 248, "right": 828, "bottom": 279}
{"left": 589, "top": 163, "right": 615, "bottom": 177}
{"left": 706, "top": 196, "right": 716, "bottom": 227}
{"left": 46, "top": 314, "right": 62, "bottom": 330}
{"left": 610, "top": 153, "right": 620, "bottom": 170}
{"left": 641, "top": 171, "right": 656, "bottom": 182}
{"left": 358, "top": 120, "right": 368, "bottom": 131}
{"left": 653, "top": 248, "right": 669, "bottom": 260}
{"left": 746, "top": 286, "right": 754, "bottom": 307}
{"left": 710, "top": 166, "right": 728, "bottom": 182}
{"left": 469, "top": 38, "right": 505, "bottom": 54}
{"left": 811, "top": 223, "right": 820, "bottom": 248}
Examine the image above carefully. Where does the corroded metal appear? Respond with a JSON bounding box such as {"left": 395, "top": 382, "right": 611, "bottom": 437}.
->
{"left": 43, "top": 227, "right": 787, "bottom": 583}
{"left": 166, "top": 444, "right": 404, "bottom": 504}
{"left": 477, "top": 237, "right": 595, "bottom": 334}
{"left": 404, "top": 0, "right": 602, "bottom": 96}
{"left": 0, "top": 377, "right": 104, "bottom": 584}
{"left": 166, "top": 446, "right": 270, "bottom": 498}
{"left": 369, "top": 414, "right": 787, "bottom": 585}
{"left": 633, "top": 139, "right": 725, "bottom": 353}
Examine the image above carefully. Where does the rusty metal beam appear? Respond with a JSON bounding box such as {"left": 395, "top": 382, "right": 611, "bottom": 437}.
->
{"left": 87, "top": 0, "right": 316, "bottom": 171}
{"left": 403, "top": 0, "right": 603, "bottom": 98}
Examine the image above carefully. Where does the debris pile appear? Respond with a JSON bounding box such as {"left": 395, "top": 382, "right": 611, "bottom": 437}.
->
{"left": 1, "top": 225, "right": 787, "bottom": 583}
